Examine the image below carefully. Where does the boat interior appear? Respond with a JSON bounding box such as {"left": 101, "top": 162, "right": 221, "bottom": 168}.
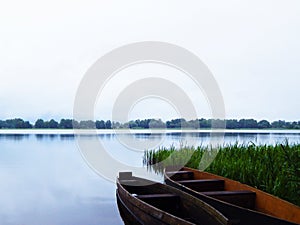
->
{"left": 118, "top": 172, "right": 226, "bottom": 225}
{"left": 166, "top": 169, "right": 256, "bottom": 210}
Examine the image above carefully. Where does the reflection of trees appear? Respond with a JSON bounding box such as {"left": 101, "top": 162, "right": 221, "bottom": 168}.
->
{"left": 35, "top": 134, "right": 58, "bottom": 141}
{"left": 59, "top": 134, "right": 75, "bottom": 141}
{"left": 0, "top": 134, "right": 29, "bottom": 141}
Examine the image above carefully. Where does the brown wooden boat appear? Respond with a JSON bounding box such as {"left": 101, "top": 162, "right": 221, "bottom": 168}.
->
{"left": 165, "top": 167, "right": 300, "bottom": 225}
{"left": 116, "top": 171, "right": 231, "bottom": 225}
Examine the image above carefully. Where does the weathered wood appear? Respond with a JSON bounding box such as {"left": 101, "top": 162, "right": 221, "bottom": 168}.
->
{"left": 117, "top": 172, "right": 230, "bottom": 225}
{"left": 117, "top": 193, "right": 143, "bottom": 225}
{"left": 137, "top": 194, "right": 180, "bottom": 215}
{"left": 201, "top": 190, "right": 256, "bottom": 209}
{"left": 137, "top": 193, "right": 179, "bottom": 199}
{"left": 119, "top": 171, "right": 133, "bottom": 180}
{"left": 164, "top": 167, "right": 300, "bottom": 225}
{"left": 166, "top": 171, "right": 194, "bottom": 181}
{"left": 186, "top": 167, "right": 300, "bottom": 224}
{"left": 178, "top": 179, "right": 225, "bottom": 192}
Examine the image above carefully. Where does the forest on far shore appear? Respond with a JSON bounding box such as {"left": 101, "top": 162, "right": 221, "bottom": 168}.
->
{"left": 0, "top": 118, "right": 300, "bottom": 129}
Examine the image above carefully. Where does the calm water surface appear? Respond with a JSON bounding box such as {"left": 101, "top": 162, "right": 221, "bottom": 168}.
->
{"left": 0, "top": 130, "right": 299, "bottom": 225}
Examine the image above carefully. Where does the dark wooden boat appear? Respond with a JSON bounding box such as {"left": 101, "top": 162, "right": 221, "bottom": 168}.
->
{"left": 116, "top": 171, "right": 231, "bottom": 225}
{"left": 165, "top": 167, "right": 300, "bottom": 225}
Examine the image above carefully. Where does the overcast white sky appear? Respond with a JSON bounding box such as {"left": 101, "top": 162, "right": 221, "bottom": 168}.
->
{"left": 0, "top": 0, "right": 299, "bottom": 123}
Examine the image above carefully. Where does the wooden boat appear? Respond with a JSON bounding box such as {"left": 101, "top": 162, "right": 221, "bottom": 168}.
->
{"left": 165, "top": 167, "right": 300, "bottom": 225}
{"left": 116, "top": 171, "right": 231, "bottom": 225}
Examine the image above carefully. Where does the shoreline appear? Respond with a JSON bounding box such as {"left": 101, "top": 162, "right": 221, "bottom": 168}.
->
{"left": 1, "top": 128, "right": 300, "bottom": 135}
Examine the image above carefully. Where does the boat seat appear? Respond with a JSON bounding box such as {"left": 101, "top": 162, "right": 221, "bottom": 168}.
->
{"left": 177, "top": 179, "right": 225, "bottom": 192}
{"left": 137, "top": 194, "right": 180, "bottom": 214}
{"left": 166, "top": 171, "right": 194, "bottom": 181}
{"left": 201, "top": 190, "right": 256, "bottom": 209}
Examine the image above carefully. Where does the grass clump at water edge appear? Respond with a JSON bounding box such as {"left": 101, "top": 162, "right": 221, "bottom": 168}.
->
{"left": 143, "top": 142, "right": 300, "bottom": 206}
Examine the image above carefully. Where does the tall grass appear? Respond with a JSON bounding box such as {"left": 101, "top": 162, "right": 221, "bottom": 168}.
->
{"left": 143, "top": 142, "right": 300, "bottom": 206}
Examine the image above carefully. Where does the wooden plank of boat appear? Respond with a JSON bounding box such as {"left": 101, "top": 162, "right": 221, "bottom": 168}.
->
{"left": 116, "top": 171, "right": 231, "bottom": 225}
{"left": 117, "top": 192, "right": 143, "bottom": 225}
{"left": 164, "top": 167, "right": 300, "bottom": 225}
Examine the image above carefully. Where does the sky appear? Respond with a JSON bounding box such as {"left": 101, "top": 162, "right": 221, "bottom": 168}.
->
{"left": 0, "top": 0, "right": 299, "bottom": 123}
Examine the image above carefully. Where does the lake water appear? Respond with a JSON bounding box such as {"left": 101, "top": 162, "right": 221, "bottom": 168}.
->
{"left": 0, "top": 130, "right": 299, "bottom": 225}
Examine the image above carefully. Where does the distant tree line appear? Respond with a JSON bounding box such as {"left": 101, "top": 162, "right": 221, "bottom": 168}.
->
{"left": 0, "top": 118, "right": 300, "bottom": 129}
{"left": 0, "top": 118, "right": 112, "bottom": 129}
{"left": 0, "top": 118, "right": 33, "bottom": 129}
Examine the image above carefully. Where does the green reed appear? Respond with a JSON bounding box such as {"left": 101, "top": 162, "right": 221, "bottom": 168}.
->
{"left": 143, "top": 142, "right": 300, "bottom": 206}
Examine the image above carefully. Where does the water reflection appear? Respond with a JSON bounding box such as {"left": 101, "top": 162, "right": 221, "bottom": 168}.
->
{"left": 35, "top": 134, "right": 58, "bottom": 140}
{"left": 0, "top": 134, "right": 30, "bottom": 141}
{"left": 0, "top": 134, "right": 124, "bottom": 225}
{"left": 0, "top": 131, "right": 299, "bottom": 224}
{"left": 59, "top": 134, "right": 75, "bottom": 141}
{"left": 0, "top": 131, "right": 299, "bottom": 145}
